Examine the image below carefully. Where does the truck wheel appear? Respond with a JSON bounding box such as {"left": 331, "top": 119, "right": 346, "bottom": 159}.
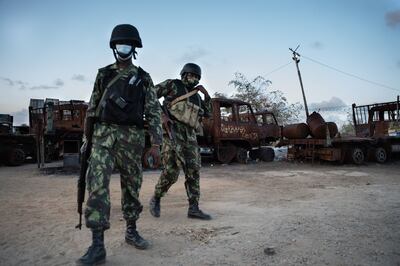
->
{"left": 216, "top": 144, "right": 237, "bottom": 164}
{"left": 349, "top": 147, "right": 365, "bottom": 165}
{"left": 374, "top": 147, "right": 387, "bottom": 163}
{"left": 259, "top": 147, "right": 275, "bottom": 162}
{"left": 235, "top": 147, "right": 248, "bottom": 164}
{"left": 7, "top": 148, "right": 25, "bottom": 166}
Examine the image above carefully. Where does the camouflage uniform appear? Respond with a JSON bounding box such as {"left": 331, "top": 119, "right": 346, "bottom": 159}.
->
{"left": 154, "top": 79, "right": 212, "bottom": 205}
{"left": 85, "top": 63, "right": 162, "bottom": 230}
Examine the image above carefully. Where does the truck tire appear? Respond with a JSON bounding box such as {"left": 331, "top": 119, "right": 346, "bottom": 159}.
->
{"left": 259, "top": 147, "right": 275, "bottom": 162}
{"left": 235, "top": 147, "right": 248, "bottom": 164}
{"left": 348, "top": 147, "right": 365, "bottom": 165}
{"left": 374, "top": 146, "right": 387, "bottom": 163}
{"left": 216, "top": 144, "right": 237, "bottom": 164}
{"left": 249, "top": 149, "right": 260, "bottom": 160}
{"left": 7, "top": 148, "right": 25, "bottom": 166}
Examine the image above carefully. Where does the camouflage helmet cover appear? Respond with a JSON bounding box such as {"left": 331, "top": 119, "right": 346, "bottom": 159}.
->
{"left": 110, "top": 24, "right": 142, "bottom": 48}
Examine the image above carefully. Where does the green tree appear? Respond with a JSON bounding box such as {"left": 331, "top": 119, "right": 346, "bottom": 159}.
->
{"left": 220, "top": 72, "right": 302, "bottom": 125}
{"left": 340, "top": 110, "right": 355, "bottom": 136}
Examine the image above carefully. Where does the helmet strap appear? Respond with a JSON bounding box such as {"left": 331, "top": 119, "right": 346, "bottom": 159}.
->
{"left": 132, "top": 48, "right": 137, "bottom": 60}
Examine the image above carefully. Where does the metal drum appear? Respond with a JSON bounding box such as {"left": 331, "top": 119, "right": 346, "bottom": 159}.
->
{"left": 327, "top": 122, "right": 338, "bottom": 138}
{"left": 282, "top": 123, "right": 310, "bottom": 139}
{"left": 307, "top": 111, "right": 326, "bottom": 138}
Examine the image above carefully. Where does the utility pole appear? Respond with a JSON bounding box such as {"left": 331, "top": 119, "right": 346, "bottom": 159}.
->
{"left": 290, "top": 45, "right": 309, "bottom": 117}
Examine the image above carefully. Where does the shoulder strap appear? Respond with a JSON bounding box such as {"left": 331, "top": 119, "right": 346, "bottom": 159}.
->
{"left": 95, "top": 65, "right": 135, "bottom": 117}
{"left": 137, "top": 67, "right": 150, "bottom": 87}
{"left": 170, "top": 89, "right": 199, "bottom": 106}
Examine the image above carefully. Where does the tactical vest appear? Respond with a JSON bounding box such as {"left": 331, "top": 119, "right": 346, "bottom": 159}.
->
{"left": 98, "top": 67, "right": 147, "bottom": 127}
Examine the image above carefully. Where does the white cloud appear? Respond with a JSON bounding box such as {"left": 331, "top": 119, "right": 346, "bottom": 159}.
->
{"left": 29, "top": 85, "right": 59, "bottom": 90}
{"left": 72, "top": 74, "right": 86, "bottom": 81}
{"left": 179, "top": 46, "right": 210, "bottom": 62}
{"left": 310, "top": 41, "right": 324, "bottom": 50}
{"left": 309, "top": 97, "right": 348, "bottom": 111}
{"left": 54, "top": 78, "right": 64, "bottom": 86}
{"left": 0, "top": 77, "right": 14, "bottom": 86}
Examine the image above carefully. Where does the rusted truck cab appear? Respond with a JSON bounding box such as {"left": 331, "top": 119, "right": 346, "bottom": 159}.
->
{"left": 197, "top": 98, "right": 280, "bottom": 164}
{"left": 254, "top": 111, "right": 281, "bottom": 145}
{"left": 353, "top": 97, "right": 400, "bottom": 163}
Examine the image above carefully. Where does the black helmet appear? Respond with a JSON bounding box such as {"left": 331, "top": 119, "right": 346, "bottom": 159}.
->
{"left": 180, "top": 63, "right": 201, "bottom": 79}
{"left": 109, "top": 24, "right": 142, "bottom": 48}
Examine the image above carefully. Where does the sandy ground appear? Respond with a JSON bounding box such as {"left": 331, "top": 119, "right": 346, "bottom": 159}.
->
{"left": 0, "top": 159, "right": 399, "bottom": 266}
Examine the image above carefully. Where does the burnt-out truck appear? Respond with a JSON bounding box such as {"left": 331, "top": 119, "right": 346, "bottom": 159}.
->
{"left": 197, "top": 98, "right": 281, "bottom": 164}
{"left": 280, "top": 97, "right": 400, "bottom": 165}
{"left": 0, "top": 114, "right": 36, "bottom": 166}
{"left": 353, "top": 97, "right": 400, "bottom": 163}
{"left": 29, "top": 98, "right": 160, "bottom": 169}
{"left": 29, "top": 98, "right": 88, "bottom": 167}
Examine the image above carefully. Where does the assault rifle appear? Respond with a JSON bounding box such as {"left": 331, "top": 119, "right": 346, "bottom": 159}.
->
{"left": 75, "top": 117, "right": 95, "bottom": 230}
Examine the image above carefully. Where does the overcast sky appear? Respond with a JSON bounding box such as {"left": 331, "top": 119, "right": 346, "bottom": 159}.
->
{"left": 0, "top": 0, "right": 399, "bottom": 125}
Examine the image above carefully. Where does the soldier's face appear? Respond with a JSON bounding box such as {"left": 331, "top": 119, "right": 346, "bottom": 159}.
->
{"left": 183, "top": 73, "right": 200, "bottom": 88}
{"left": 186, "top": 73, "right": 200, "bottom": 83}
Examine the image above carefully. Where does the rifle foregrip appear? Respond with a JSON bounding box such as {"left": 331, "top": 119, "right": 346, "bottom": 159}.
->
{"left": 84, "top": 116, "right": 96, "bottom": 138}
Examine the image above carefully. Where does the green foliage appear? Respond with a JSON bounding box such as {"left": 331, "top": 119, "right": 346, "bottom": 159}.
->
{"left": 340, "top": 111, "right": 355, "bottom": 136}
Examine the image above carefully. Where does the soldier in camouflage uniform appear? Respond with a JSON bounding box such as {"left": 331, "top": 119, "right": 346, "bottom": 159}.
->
{"left": 149, "top": 63, "right": 212, "bottom": 220}
{"left": 77, "top": 24, "right": 162, "bottom": 265}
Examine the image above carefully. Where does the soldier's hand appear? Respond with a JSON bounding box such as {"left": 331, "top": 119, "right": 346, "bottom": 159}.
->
{"left": 195, "top": 85, "right": 209, "bottom": 97}
{"left": 148, "top": 145, "right": 161, "bottom": 168}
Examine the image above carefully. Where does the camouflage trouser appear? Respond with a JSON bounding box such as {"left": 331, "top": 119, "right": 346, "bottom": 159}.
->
{"left": 85, "top": 123, "right": 144, "bottom": 230}
{"left": 154, "top": 133, "right": 201, "bottom": 204}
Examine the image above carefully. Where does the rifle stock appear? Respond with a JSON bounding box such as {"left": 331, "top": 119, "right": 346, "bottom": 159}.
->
{"left": 161, "top": 104, "right": 176, "bottom": 142}
{"left": 76, "top": 117, "right": 95, "bottom": 230}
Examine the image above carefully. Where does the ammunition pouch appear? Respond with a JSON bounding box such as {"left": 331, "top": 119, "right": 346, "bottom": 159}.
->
{"left": 169, "top": 100, "right": 201, "bottom": 130}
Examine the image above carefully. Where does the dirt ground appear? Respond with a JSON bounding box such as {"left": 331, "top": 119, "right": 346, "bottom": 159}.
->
{"left": 0, "top": 159, "right": 399, "bottom": 266}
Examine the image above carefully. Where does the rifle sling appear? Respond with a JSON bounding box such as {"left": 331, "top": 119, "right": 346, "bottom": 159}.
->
{"left": 169, "top": 89, "right": 199, "bottom": 107}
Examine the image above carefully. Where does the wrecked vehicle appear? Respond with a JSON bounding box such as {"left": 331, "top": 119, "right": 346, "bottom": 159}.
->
{"left": 197, "top": 98, "right": 281, "bottom": 164}
{"left": 0, "top": 114, "right": 35, "bottom": 166}
{"left": 280, "top": 97, "right": 400, "bottom": 165}
{"left": 353, "top": 96, "right": 400, "bottom": 163}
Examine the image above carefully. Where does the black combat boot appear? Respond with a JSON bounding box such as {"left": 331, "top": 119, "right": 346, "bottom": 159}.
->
{"left": 188, "top": 203, "right": 212, "bottom": 220}
{"left": 125, "top": 221, "right": 150, "bottom": 249}
{"left": 76, "top": 229, "right": 106, "bottom": 265}
{"left": 149, "top": 196, "right": 160, "bottom": 217}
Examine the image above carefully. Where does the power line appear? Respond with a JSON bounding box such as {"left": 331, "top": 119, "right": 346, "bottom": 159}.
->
{"left": 300, "top": 54, "right": 400, "bottom": 93}
{"left": 264, "top": 61, "right": 292, "bottom": 77}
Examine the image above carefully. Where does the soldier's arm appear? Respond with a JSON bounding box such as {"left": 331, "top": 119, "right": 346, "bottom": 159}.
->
{"left": 144, "top": 76, "right": 163, "bottom": 145}
{"left": 155, "top": 79, "right": 174, "bottom": 99}
{"left": 83, "top": 71, "right": 103, "bottom": 138}
{"left": 86, "top": 71, "right": 103, "bottom": 118}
